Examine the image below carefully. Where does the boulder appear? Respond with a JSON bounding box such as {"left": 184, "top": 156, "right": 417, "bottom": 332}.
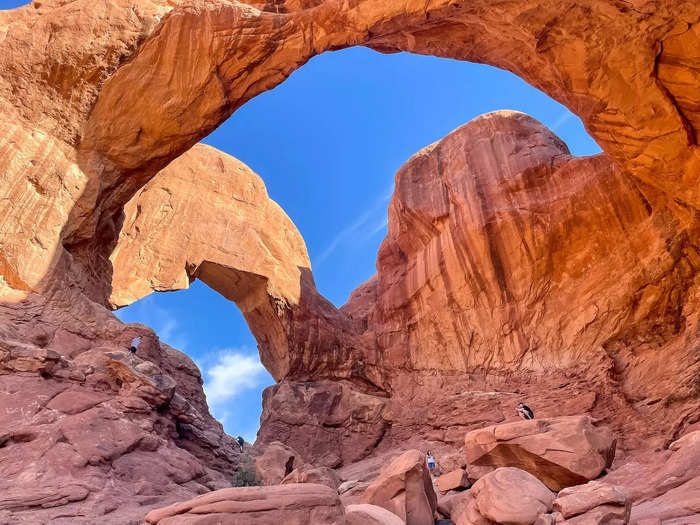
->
{"left": 465, "top": 416, "right": 616, "bottom": 491}
{"left": 345, "top": 503, "right": 406, "bottom": 525}
{"left": 471, "top": 467, "right": 555, "bottom": 525}
{"left": 448, "top": 491, "right": 493, "bottom": 525}
{"left": 282, "top": 466, "right": 341, "bottom": 489}
{"left": 436, "top": 469, "right": 470, "bottom": 493}
{"left": 559, "top": 504, "right": 628, "bottom": 524}
{"left": 255, "top": 441, "right": 303, "bottom": 486}
{"left": 362, "top": 450, "right": 437, "bottom": 525}
{"left": 144, "top": 484, "right": 344, "bottom": 524}
{"left": 553, "top": 481, "right": 629, "bottom": 520}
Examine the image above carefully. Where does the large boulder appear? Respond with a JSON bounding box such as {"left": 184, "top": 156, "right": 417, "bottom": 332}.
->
{"left": 282, "top": 466, "right": 341, "bottom": 490}
{"left": 254, "top": 442, "right": 303, "bottom": 486}
{"left": 362, "top": 450, "right": 437, "bottom": 525}
{"left": 345, "top": 504, "right": 406, "bottom": 525}
{"left": 447, "top": 491, "right": 492, "bottom": 525}
{"left": 553, "top": 481, "right": 629, "bottom": 521}
{"left": 465, "top": 416, "right": 616, "bottom": 491}
{"left": 471, "top": 468, "right": 555, "bottom": 525}
{"left": 436, "top": 469, "right": 470, "bottom": 493}
{"left": 144, "top": 484, "right": 344, "bottom": 524}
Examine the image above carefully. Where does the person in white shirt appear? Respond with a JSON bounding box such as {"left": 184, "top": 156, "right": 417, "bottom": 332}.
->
{"left": 517, "top": 402, "right": 534, "bottom": 420}
{"left": 426, "top": 451, "right": 436, "bottom": 473}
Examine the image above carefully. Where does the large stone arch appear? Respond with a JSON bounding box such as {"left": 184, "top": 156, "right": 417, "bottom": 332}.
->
{"left": 109, "top": 143, "right": 383, "bottom": 387}
{"left": 0, "top": 0, "right": 697, "bottom": 301}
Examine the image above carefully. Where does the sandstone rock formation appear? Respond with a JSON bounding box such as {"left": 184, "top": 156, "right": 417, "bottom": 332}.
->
{"left": 282, "top": 466, "right": 341, "bottom": 489}
{"left": 254, "top": 441, "right": 302, "bottom": 486}
{"left": 0, "top": 0, "right": 699, "bottom": 523}
{"left": 343, "top": 110, "right": 699, "bottom": 410}
{"left": 109, "top": 144, "right": 380, "bottom": 385}
{"left": 470, "top": 467, "right": 555, "bottom": 524}
{"left": 464, "top": 416, "right": 616, "bottom": 491}
{"left": 257, "top": 380, "right": 389, "bottom": 468}
{"left": 345, "top": 503, "right": 406, "bottom": 525}
{"left": 260, "top": 109, "right": 698, "bottom": 467}
{"left": 0, "top": 296, "right": 241, "bottom": 524}
{"left": 436, "top": 469, "right": 470, "bottom": 493}
{"left": 144, "top": 483, "right": 344, "bottom": 524}
{"left": 553, "top": 481, "right": 629, "bottom": 520}
{"left": 362, "top": 450, "right": 437, "bottom": 525}
{"left": 603, "top": 429, "right": 700, "bottom": 523}
{"left": 445, "top": 491, "right": 492, "bottom": 525}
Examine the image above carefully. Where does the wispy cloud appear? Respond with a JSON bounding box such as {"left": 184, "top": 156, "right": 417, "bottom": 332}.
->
{"left": 201, "top": 349, "right": 271, "bottom": 442}
{"left": 115, "top": 295, "right": 188, "bottom": 350}
{"left": 314, "top": 182, "right": 394, "bottom": 268}
{"left": 550, "top": 109, "right": 575, "bottom": 132}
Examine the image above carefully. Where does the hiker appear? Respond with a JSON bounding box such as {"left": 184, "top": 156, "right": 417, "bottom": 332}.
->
{"left": 517, "top": 402, "right": 534, "bottom": 420}
{"left": 426, "top": 451, "right": 436, "bottom": 473}
{"left": 236, "top": 436, "right": 245, "bottom": 452}
{"left": 130, "top": 336, "right": 141, "bottom": 355}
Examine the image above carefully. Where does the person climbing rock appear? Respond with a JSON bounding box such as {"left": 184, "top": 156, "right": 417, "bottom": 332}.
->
{"left": 130, "top": 336, "right": 141, "bottom": 355}
{"left": 517, "top": 402, "right": 534, "bottom": 420}
{"left": 426, "top": 451, "right": 436, "bottom": 474}
{"left": 236, "top": 436, "right": 245, "bottom": 452}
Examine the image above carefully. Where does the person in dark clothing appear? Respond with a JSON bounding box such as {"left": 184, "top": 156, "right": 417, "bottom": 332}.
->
{"left": 130, "top": 336, "right": 141, "bottom": 355}
{"left": 236, "top": 436, "right": 245, "bottom": 451}
{"left": 517, "top": 402, "right": 534, "bottom": 420}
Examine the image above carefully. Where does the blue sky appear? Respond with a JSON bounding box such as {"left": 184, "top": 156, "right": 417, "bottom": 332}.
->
{"left": 2, "top": 0, "right": 601, "bottom": 443}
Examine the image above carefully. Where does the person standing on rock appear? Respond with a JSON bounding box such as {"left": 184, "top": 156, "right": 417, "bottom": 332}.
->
{"left": 130, "top": 336, "right": 141, "bottom": 355}
{"left": 236, "top": 436, "right": 245, "bottom": 452}
{"left": 517, "top": 402, "right": 534, "bottom": 420}
{"left": 426, "top": 451, "right": 436, "bottom": 474}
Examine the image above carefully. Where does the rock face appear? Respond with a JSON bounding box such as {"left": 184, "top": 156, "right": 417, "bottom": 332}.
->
{"left": 603, "top": 429, "right": 700, "bottom": 523}
{"left": 362, "top": 450, "right": 437, "bottom": 525}
{"left": 258, "top": 110, "right": 698, "bottom": 466}
{"left": 344, "top": 110, "right": 699, "bottom": 408}
{"left": 144, "top": 484, "right": 344, "bottom": 524}
{"left": 464, "top": 416, "right": 616, "bottom": 491}
{"left": 0, "top": 294, "right": 241, "bottom": 524}
{"left": 257, "top": 380, "right": 389, "bottom": 468}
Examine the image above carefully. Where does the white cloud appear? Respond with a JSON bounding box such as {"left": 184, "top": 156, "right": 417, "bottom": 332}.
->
{"left": 203, "top": 350, "right": 267, "bottom": 405}
{"left": 314, "top": 182, "right": 394, "bottom": 267}
{"left": 201, "top": 349, "right": 270, "bottom": 443}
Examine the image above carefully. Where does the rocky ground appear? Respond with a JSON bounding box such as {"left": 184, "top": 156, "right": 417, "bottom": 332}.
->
{"left": 0, "top": 0, "right": 698, "bottom": 523}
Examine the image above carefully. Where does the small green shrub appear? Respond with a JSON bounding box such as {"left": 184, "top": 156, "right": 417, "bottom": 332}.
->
{"left": 232, "top": 454, "right": 261, "bottom": 487}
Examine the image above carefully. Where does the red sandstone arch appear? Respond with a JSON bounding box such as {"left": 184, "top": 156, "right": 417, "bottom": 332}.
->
{"left": 75, "top": 0, "right": 699, "bottom": 249}
{"left": 0, "top": 0, "right": 697, "bottom": 301}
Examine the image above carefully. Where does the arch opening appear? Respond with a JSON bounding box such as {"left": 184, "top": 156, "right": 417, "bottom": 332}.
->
{"left": 115, "top": 280, "right": 274, "bottom": 444}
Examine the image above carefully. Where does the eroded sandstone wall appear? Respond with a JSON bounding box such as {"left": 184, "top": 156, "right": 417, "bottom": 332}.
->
{"left": 263, "top": 112, "right": 699, "bottom": 465}
{"left": 343, "top": 111, "right": 700, "bottom": 404}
